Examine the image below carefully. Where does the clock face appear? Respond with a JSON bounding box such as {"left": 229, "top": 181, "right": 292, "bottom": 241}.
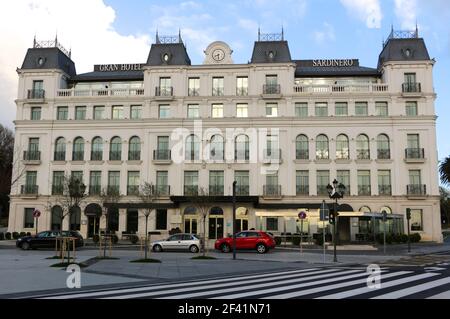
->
{"left": 212, "top": 48, "right": 225, "bottom": 62}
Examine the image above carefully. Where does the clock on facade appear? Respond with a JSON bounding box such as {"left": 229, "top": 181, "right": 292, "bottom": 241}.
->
{"left": 204, "top": 41, "right": 233, "bottom": 65}
{"left": 212, "top": 48, "right": 225, "bottom": 62}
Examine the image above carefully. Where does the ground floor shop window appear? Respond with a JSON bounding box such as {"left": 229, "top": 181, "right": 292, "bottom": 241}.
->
{"left": 70, "top": 206, "right": 81, "bottom": 231}
{"left": 108, "top": 207, "right": 119, "bottom": 232}
{"left": 411, "top": 209, "right": 423, "bottom": 231}
{"left": 24, "top": 208, "right": 34, "bottom": 228}
{"left": 184, "top": 207, "right": 198, "bottom": 234}
{"left": 156, "top": 209, "right": 167, "bottom": 230}
{"left": 51, "top": 206, "right": 62, "bottom": 231}
{"left": 236, "top": 218, "right": 249, "bottom": 233}
{"left": 126, "top": 209, "right": 138, "bottom": 233}
{"left": 266, "top": 217, "right": 278, "bottom": 231}
{"left": 209, "top": 207, "right": 224, "bottom": 239}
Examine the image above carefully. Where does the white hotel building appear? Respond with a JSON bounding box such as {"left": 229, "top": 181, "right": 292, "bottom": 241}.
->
{"left": 8, "top": 30, "right": 443, "bottom": 243}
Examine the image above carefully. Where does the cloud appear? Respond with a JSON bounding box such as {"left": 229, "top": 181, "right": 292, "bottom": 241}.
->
{"left": 394, "top": 0, "right": 417, "bottom": 29}
{"left": 340, "top": 0, "right": 383, "bottom": 29}
{"left": 313, "top": 22, "right": 336, "bottom": 45}
{"left": 238, "top": 19, "right": 259, "bottom": 33}
{"left": 0, "top": 0, "right": 151, "bottom": 129}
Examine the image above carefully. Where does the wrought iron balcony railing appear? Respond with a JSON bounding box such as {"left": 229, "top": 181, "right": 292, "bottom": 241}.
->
{"left": 296, "top": 150, "right": 309, "bottom": 160}
{"left": 377, "top": 149, "right": 391, "bottom": 160}
{"left": 156, "top": 185, "right": 170, "bottom": 196}
{"left": 264, "top": 185, "right": 282, "bottom": 197}
{"left": 296, "top": 185, "right": 309, "bottom": 196}
{"left": 127, "top": 185, "right": 140, "bottom": 196}
{"left": 107, "top": 186, "right": 120, "bottom": 195}
{"left": 316, "top": 151, "right": 329, "bottom": 160}
{"left": 155, "top": 87, "right": 173, "bottom": 97}
{"left": 90, "top": 151, "right": 103, "bottom": 161}
{"left": 263, "top": 84, "right": 281, "bottom": 95}
{"left": 236, "top": 87, "right": 248, "bottom": 96}
{"left": 402, "top": 83, "right": 422, "bottom": 93}
{"left": 27, "top": 89, "right": 45, "bottom": 99}
{"left": 72, "top": 151, "right": 84, "bottom": 161}
{"left": 336, "top": 151, "right": 350, "bottom": 160}
{"left": 154, "top": 149, "right": 171, "bottom": 161}
{"left": 23, "top": 151, "right": 41, "bottom": 161}
{"left": 317, "top": 186, "right": 329, "bottom": 196}
{"left": 89, "top": 185, "right": 101, "bottom": 196}
{"left": 235, "top": 185, "right": 250, "bottom": 196}
{"left": 378, "top": 185, "right": 392, "bottom": 196}
{"left": 358, "top": 185, "right": 372, "bottom": 196}
{"left": 184, "top": 186, "right": 199, "bottom": 196}
{"left": 209, "top": 185, "right": 224, "bottom": 196}
{"left": 212, "top": 88, "right": 224, "bottom": 96}
{"left": 357, "top": 150, "right": 371, "bottom": 160}
{"left": 405, "top": 148, "right": 425, "bottom": 159}
{"left": 52, "top": 185, "right": 64, "bottom": 195}
{"left": 109, "top": 151, "right": 122, "bottom": 161}
{"left": 407, "top": 184, "right": 426, "bottom": 196}
{"left": 21, "top": 185, "right": 38, "bottom": 195}
{"left": 54, "top": 151, "right": 66, "bottom": 161}
{"left": 128, "top": 151, "right": 141, "bottom": 161}
{"left": 188, "top": 88, "right": 200, "bottom": 97}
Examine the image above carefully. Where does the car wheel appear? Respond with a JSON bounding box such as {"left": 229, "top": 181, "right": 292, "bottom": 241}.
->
{"left": 153, "top": 244, "right": 162, "bottom": 252}
{"left": 256, "top": 243, "right": 267, "bottom": 254}
{"left": 21, "top": 242, "right": 31, "bottom": 250}
{"left": 221, "top": 244, "right": 230, "bottom": 253}
{"left": 189, "top": 245, "right": 199, "bottom": 253}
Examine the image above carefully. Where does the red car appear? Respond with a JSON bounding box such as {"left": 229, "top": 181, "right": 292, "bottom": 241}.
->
{"left": 214, "top": 231, "right": 276, "bottom": 254}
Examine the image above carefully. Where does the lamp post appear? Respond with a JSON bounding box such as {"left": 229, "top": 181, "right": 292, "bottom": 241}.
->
{"left": 144, "top": 210, "right": 150, "bottom": 260}
{"left": 327, "top": 179, "right": 346, "bottom": 263}
{"left": 232, "top": 181, "right": 237, "bottom": 260}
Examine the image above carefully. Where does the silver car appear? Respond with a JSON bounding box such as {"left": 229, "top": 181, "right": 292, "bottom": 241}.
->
{"left": 151, "top": 233, "right": 201, "bottom": 253}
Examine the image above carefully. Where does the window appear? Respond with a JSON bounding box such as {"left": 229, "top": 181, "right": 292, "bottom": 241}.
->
{"left": 94, "top": 106, "right": 105, "bottom": 120}
{"left": 32, "top": 80, "right": 43, "bottom": 92}
{"left": 75, "top": 106, "right": 86, "bottom": 120}
{"left": 295, "top": 103, "right": 308, "bottom": 118}
{"left": 335, "top": 102, "right": 348, "bottom": 116}
{"left": 188, "top": 78, "right": 200, "bottom": 96}
{"left": 296, "top": 135, "right": 309, "bottom": 160}
{"left": 266, "top": 217, "right": 278, "bottom": 231}
{"left": 212, "top": 77, "right": 224, "bottom": 96}
{"left": 52, "top": 171, "right": 65, "bottom": 195}
{"left": 130, "top": 105, "right": 142, "bottom": 119}
{"left": 406, "top": 101, "right": 418, "bottom": 116}
{"left": 266, "top": 103, "right": 278, "bottom": 117}
{"left": 336, "top": 135, "right": 349, "bottom": 159}
{"left": 159, "top": 105, "right": 170, "bottom": 119}
{"left": 409, "top": 170, "right": 422, "bottom": 185}
{"left": 156, "top": 171, "right": 169, "bottom": 195}
{"left": 91, "top": 137, "right": 103, "bottom": 161}
{"left": 236, "top": 77, "right": 248, "bottom": 96}
{"left": 235, "top": 171, "right": 249, "bottom": 195}
{"left": 72, "top": 137, "right": 84, "bottom": 161}
{"left": 109, "top": 137, "right": 122, "bottom": 161}
{"left": 236, "top": 104, "right": 248, "bottom": 118}
{"left": 24, "top": 171, "right": 37, "bottom": 194}
{"left": 156, "top": 209, "right": 168, "bottom": 230}
{"left": 356, "top": 134, "right": 370, "bottom": 160}
{"left": 315, "top": 103, "right": 328, "bottom": 117}
{"left": 24, "top": 208, "right": 35, "bottom": 228}
{"left": 51, "top": 206, "right": 63, "bottom": 231}
{"left": 108, "top": 171, "right": 120, "bottom": 194}
{"left": 296, "top": 171, "right": 309, "bottom": 195}
{"left": 410, "top": 209, "right": 423, "bottom": 231}
{"left": 186, "top": 135, "right": 200, "bottom": 161}
{"left": 187, "top": 104, "right": 200, "bottom": 119}
{"left": 377, "top": 134, "right": 390, "bottom": 159}
{"left": 209, "top": 171, "right": 224, "bottom": 195}
{"left": 71, "top": 171, "right": 83, "bottom": 183}
{"left": 54, "top": 137, "right": 66, "bottom": 161}
{"left": 158, "top": 136, "right": 169, "bottom": 151}
{"left": 70, "top": 206, "right": 81, "bottom": 231}
{"left": 210, "top": 135, "right": 224, "bottom": 160}
{"left": 127, "top": 171, "right": 140, "bottom": 195}
{"left": 265, "top": 75, "right": 279, "bottom": 94}
{"left": 89, "top": 171, "right": 102, "bottom": 195}
{"left": 128, "top": 137, "right": 141, "bottom": 160}
{"left": 31, "top": 107, "right": 41, "bottom": 120}
{"left": 357, "top": 170, "right": 371, "bottom": 196}
{"left": 158, "top": 77, "right": 172, "bottom": 96}
{"left": 212, "top": 104, "right": 223, "bottom": 118}
{"left": 235, "top": 135, "right": 250, "bottom": 160}
{"left": 27, "top": 138, "right": 39, "bottom": 160}
{"left": 378, "top": 170, "right": 392, "bottom": 195}
{"left": 337, "top": 170, "right": 350, "bottom": 195}
{"left": 376, "top": 102, "right": 388, "bottom": 117}
{"left": 317, "top": 170, "right": 330, "bottom": 195}
{"left": 316, "top": 135, "right": 329, "bottom": 159}
{"left": 112, "top": 106, "right": 124, "bottom": 119}
{"left": 126, "top": 209, "right": 138, "bottom": 234}
{"left": 57, "top": 106, "right": 68, "bottom": 120}
{"left": 355, "top": 102, "right": 368, "bottom": 116}
{"left": 184, "top": 171, "right": 198, "bottom": 195}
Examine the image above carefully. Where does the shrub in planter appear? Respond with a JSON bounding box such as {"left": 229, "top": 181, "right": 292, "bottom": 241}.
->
{"left": 274, "top": 237, "right": 282, "bottom": 246}
{"left": 409, "top": 233, "right": 421, "bottom": 243}
{"left": 130, "top": 235, "right": 139, "bottom": 244}
{"left": 26, "top": 232, "right": 31, "bottom": 236}
{"left": 19, "top": 232, "right": 26, "bottom": 238}
{"left": 92, "top": 234, "right": 100, "bottom": 244}
{"left": 399, "top": 234, "right": 409, "bottom": 243}
{"left": 5, "top": 232, "right": 11, "bottom": 240}
{"left": 292, "top": 236, "right": 301, "bottom": 246}
{"left": 0, "top": 233, "right": 4, "bottom": 240}
{"left": 12, "top": 232, "right": 19, "bottom": 240}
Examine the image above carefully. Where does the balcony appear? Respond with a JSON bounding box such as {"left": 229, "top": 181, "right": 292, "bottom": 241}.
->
{"left": 377, "top": 149, "right": 391, "bottom": 160}
{"left": 405, "top": 148, "right": 425, "bottom": 163}
{"left": 52, "top": 185, "right": 64, "bottom": 196}
{"left": 109, "top": 151, "right": 122, "bottom": 161}
{"left": 27, "top": 89, "right": 45, "bottom": 101}
{"left": 212, "top": 88, "right": 224, "bottom": 97}
{"left": 316, "top": 151, "right": 330, "bottom": 161}
{"left": 21, "top": 185, "right": 38, "bottom": 196}
{"left": 153, "top": 150, "right": 172, "bottom": 164}
{"left": 155, "top": 87, "right": 174, "bottom": 100}
{"left": 296, "top": 185, "right": 309, "bottom": 196}
{"left": 293, "top": 84, "right": 389, "bottom": 95}
{"left": 184, "top": 186, "right": 198, "bottom": 196}
{"left": 128, "top": 151, "right": 141, "bottom": 161}
{"left": 188, "top": 88, "right": 200, "bottom": 97}
{"left": 89, "top": 185, "right": 101, "bottom": 196}
{"left": 127, "top": 185, "right": 140, "bottom": 196}
{"left": 156, "top": 185, "right": 171, "bottom": 197}
{"left": 264, "top": 185, "right": 282, "bottom": 198}
{"left": 107, "top": 186, "right": 120, "bottom": 195}
{"left": 263, "top": 149, "right": 282, "bottom": 163}
{"left": 262, "top": 84, "right": 281, "bottom": 99}
{"left": 407, "top": 184, "right": 427, "bottom": 197}
{"left": 356, "top": 150, "right": 371, "bottom": 161}
{"left": 54, "top": 151, "right": 66, "bottom": 162}
{"left": 358, "top": 186, "right": 372, "bottom": 196}
{"left": 235, "top": 185, "right": 249, "bottom": 196}
{"left": 317, "top": 186, "right": 329, "bottom": 196}
{"left": 90, "top": 151, "right": 103, "bottom": 161}
{"left": 23, "top": 151, "right": 41, "bottom": 164}
{"left": 402, "top": 83, "right": 422, "bottom": 95}
{"left": 236, "top": 88, "right": 248, "bottom": 96}
{"left": 72, "top": 151, "right": 84, "bottom": 162}
{"left": 56, "top": 88, "right": 144, "bottom": 98}
{"left": 209, "top": 185, "right": 224, "bottom": 196}
{"left": 378, "top": 185, "right": 392, "bottom": 196}
{"left": 296, "top": 150, "right": 309, "bottom": 161}
{"left": 336, "top": 151, "right": 350, "bottom": 161}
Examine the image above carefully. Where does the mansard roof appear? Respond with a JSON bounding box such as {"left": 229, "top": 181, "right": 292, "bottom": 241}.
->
{"left": 20, "top": 47, "right": 76, "bottom": 77}
{"left": 250, "top": 40, "right": 292, "bottom": 64}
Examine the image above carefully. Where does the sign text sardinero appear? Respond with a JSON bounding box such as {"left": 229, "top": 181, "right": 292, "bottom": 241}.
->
{"left": 312, "top": 59, "right": 358, "bottom": 67}
{"left": 94, "top": 63, "right": 145, "bottom": 72}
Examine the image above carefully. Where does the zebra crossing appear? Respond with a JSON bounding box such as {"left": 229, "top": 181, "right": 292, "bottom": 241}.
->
{"left": 31, "top": 265, "right": 450, "bottom": 300}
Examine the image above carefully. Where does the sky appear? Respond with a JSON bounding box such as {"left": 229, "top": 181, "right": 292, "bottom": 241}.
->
{"left": 0, "top": 0, "right": 449, "bottom": 161}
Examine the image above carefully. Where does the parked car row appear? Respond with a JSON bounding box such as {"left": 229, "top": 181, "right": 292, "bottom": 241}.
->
{"left": 16, "top": 231, "right": 84, "bottom": 250}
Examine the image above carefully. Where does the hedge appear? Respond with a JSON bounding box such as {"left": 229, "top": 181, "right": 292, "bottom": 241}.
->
{"left": 5, "top": 232, "right": 11, "bottom": 240}
{"left": 0, "top": 233, "right": 4, "bottom": 240}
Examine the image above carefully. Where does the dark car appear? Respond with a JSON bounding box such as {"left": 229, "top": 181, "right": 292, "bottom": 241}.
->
{"left": 16, "top": 231, "right": 84, "bottom": 250}
{"left": 214, "top": 231, "right": 276, "bottom": 254}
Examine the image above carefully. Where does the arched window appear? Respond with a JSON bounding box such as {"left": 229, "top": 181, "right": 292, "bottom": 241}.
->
{"left": 377, "top": 134, "right": 390, "bottom": 159}
{"left": 110, "top": 137, "right": 122, "bottom": 160}
{"left": 356, "top": 134, "right": 370, "bottom": 160}
{"left": 69, "top": 206, "right": 81, "bottom": 231}
{"left": 295, "top": 135, "right": 309, "bottom": 160}
{"left": 91, "top": 137, "right": 103, "bottom": 161}
{"left": 54, "top": 137, "right": 66, "bottom": 161}
{"left": 185, "top": 135, "right": 200, "bottom": 161}
{"left": 359, "top": 206, "right": 372, "bottom": 213}
{"left": 209, "top": 207, "right": 224, "bottom": 239}
{"left": 128, "top": 136, "right": 141, "bottom": 160}
{"left": 210, "top": 135, "right": 224, "bottom": 160}
{"left": 51, "top": 205, "right": 63, "bottom": 231}
{"left": 72, "top": 137, "right": 84, "bottom": 161}
{"left": 316, "top": 134, "right": 329, "bottom": 159}
{"left": 336, "top": 134, "right": 349, "bottom": 159}
{"left": 235, "top": 134, "right": 250, "bottom": 160}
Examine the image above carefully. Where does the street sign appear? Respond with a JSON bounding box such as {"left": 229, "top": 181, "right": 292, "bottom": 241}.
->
{"left": 33, "top": 209, "right": 41, "bottom": 218}
{"left": 320, "top": 201, "right": 329, "bottom": 221}
{"left": 298, "top": 211, "right": 307, "bottom": 220}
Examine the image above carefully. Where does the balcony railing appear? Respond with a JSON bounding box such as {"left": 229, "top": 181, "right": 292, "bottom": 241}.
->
{"left": 236, "top": 87, "right": 248, "bottom": 96}
{"left": 128, "top": 151, "right": 141, "bottom": 161}
{"left": 235, "top": 150, "right": 250, "bottom": 161}
{"left": 184, "top": 186, "right": 198, "bottom": 196}
{"left": 109, "top": 151, "right": 122, "bottom": 161}
{"left": 316, "top": 151, "right": 329, "bottom": 160}
{"left": 336, "top": 151, "right": 350, "bottom": 160}
{"left": 188, "top": 88, "right": 200, "bottom": 97}
{"left": 90, "top": 151, "right": 103, "bottom": 161}
{"left": 72, "top": 151, "right": 84, "bottom": 161}
{"left": 155, "top": 87, "right": 174, "bottom": 97}
{"left": 407, "top": 184, "right": 427, "bottom": 196}
{"left": 378, "top": 185, "right": 392, "bottom": 196}
{"left": 156, "top": 185, "right": 170, "bottom": 196}
{"left": 107, "top": 186, "right": 120, "bottom": 195}
{"left": 23, "top": 151, "right": 41, "bottom": 161}
{"left": 185, "top": 152, "right": 200, "bottom": 161}
{"left": 212, "top": 88, "right": 224, "bottom": 96}
{"left": 405, "top": 148, "right": 425, "bottom": 159}
{"left": 263, "top": 149, "right": 282, "bottom": 161}
{"left": 317, "top": 186, "right": 329, "bottom": 196}
{"left": 153, "top": 150, "right": 171, "bottom": 161}
{"left": 296, "top": 150, "right": 309, "bottom": 160}
{"left": 21, "top": 185, "right": 38, "bottom": 195}
{"left": 89, "top": 185, "right": 101, "bottom": 196}
{"left": 294, "top": 84, "right": 389, "bottom": 94}
{"left": 209, "top": 185, "right": 224, "bottom": 196}
{"left": 127, "top": 185, "right": 140, "bottom": 196}
{"left": 358, "top": 186, "right": 372, "bottom": 196}
{"left": 263, "top": 84, "right": 281, "bottom": 95}
{"left": 296, "top": 185, "right": 309, "bottom": 196}
{"left": 52, "top": 185, "right": 64, "bottom": 195}
{"left": 377, "top": 149, "right": 391, "bottom": 160}
{"left": 54, "top": 151, "right": 66, "bottom": 161}
{"left": 402, "top": 83, "right": 422, "bottom": 93}
{"left": 263, "top": 185, "right": 282, "bottom": 197}
{"left": 27, "top": 89, "right": 45, "bottom": 99}
{"left": 357, "top": 150, "right": 371, "bottom": 160}
{"left": 56, "top": 88, "right": 144, "bottom": 98}
{"left": 235, "top": 185, "right": 249, "bottom": 196}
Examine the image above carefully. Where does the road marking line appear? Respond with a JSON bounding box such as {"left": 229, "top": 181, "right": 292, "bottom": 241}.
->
{"left": 371, "top": 277, "right": 450, "bottom": 299}
{"left": 427, "top": 290, "right": 450, "bottom": 299}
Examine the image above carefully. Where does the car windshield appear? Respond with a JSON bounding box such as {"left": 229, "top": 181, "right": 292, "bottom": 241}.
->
{"left": 37, "top": 232, "right": 49, "bottom": 238}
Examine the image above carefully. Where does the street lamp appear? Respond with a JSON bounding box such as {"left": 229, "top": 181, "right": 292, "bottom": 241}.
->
{"left": 327, "top": 179, "right": 346, "bottom": 263}
{"left": 144, "top": 210, "right": 151, "bottom": 260}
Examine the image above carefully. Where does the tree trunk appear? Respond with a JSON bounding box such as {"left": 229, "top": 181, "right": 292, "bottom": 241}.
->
{"left": 203, "top": 215, "right": 207, "bottom": 257}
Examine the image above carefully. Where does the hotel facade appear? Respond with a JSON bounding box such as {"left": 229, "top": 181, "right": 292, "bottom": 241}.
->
{"left": 8, "top": 29, "right": 443, "bottom": 243}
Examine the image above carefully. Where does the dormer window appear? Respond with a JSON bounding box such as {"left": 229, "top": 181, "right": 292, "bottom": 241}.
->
{"left": 163, "top": 53, "right": 170, "bottom": 62}
{"left": 268, "top": 51, "right": 274, "bottom": 59}
{"left": 405, "top": 49, "right": 411, "bottom": 57}
{"left": 37, "top": 57, "right": 45, "bottom": 66}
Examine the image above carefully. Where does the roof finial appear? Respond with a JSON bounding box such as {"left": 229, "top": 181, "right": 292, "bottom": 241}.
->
{"left": 55, "top": 31, "right": 58, "bottom": 46}
{"left": 156, "top": 28, "right": 160, "bottom": 44}
{"left": 33, "top": 34, "right": 37, "bottom": 48}
{"left": 69, "top": 47, "right": 72, "bottom": 59}
{"left": 415, "top": 21, "right": 419, "bottom": 37}
{"left": 258, "top": 26, "right": 261, "bottom": 41}
{"left": 179, "top": 28, "right": 182, "bottom": 43}
{"left": 281, "top": 25, "right": 284, "bottom": 41}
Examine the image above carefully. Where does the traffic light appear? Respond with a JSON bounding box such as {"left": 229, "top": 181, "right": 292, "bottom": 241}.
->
{"left": 329, "top": 211, "right": 336, "bottom": 225}
{"left": 406, "top": 208, "right": 412, "bottom": 220}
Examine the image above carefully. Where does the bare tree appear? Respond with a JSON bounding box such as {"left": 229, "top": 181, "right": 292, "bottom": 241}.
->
{"left": 185, "top": 187, "right": 212, "bottom": 257}
{"left": 99, "top": 186, "right": 121, "bottom": 258}
{"left": 0, "top": 125, "right": 15, "bottom": 220}
{"left": 138, "top": 182, "right": 157, "bottom": 260}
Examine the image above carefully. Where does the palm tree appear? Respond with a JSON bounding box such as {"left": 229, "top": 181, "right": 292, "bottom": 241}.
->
{"left": 440, "top": 156, "right": 450, "bottom": 186}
